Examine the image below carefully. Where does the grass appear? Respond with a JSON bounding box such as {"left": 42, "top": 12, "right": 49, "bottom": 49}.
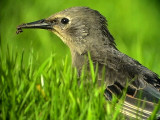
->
{"left": 0, "top": 44, "right": 159, "bottom": 120}
{"left": 0, "top": 45, "right": 127, "bottom": 120}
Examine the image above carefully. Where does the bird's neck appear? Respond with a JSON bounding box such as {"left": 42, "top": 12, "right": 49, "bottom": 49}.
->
{"left": 70, "top": 49, "right": 86, "bottom": 72}
{"left": 69, "top": 40, "right": 118, "bottom": 72}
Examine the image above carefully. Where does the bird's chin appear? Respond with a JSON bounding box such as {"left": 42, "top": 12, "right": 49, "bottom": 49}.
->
{"left": 52, "top": 30, "right": 63, "bottom": 39}
{"left": 47, "top": 28, "right": 53, "bottom": 31}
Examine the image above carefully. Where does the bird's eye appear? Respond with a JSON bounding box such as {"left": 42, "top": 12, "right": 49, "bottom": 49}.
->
{"left": 61, "top": 18, "right": 69, "bottom": 24}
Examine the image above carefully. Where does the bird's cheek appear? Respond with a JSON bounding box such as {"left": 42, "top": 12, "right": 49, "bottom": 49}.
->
{"left": 51, "top": 26, "right": 62, "bottom": 34}
{"left": 52, "top": 25, "right": 60, "bottom": 31}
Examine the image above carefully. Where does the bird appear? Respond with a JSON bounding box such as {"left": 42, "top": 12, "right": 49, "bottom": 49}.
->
{"left": 16, "top": 7, "right": 160, "bottom": 119}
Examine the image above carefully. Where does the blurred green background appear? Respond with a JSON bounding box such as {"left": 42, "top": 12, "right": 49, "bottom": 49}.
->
{"left": 1, "top": 0, "right": 160, "bottom": 73}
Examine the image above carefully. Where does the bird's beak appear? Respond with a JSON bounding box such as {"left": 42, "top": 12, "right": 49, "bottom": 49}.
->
{"left": 16, "top": 19, "right": 53, "bottom": 34}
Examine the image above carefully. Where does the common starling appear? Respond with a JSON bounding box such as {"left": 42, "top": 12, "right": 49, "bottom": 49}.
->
{"left": 16, "top": 7, "right": 160, "bottom": 119}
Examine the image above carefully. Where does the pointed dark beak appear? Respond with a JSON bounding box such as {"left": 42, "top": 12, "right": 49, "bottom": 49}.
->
{"left": 16, "top": 19, "right": 53, "bottom": 34}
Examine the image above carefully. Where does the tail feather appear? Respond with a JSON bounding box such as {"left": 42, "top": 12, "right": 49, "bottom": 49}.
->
{"left": 104, "top": 83, "right": 160, "bottom": 119}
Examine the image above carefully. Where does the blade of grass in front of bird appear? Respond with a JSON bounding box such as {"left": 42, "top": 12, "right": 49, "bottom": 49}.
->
{"left": 88, "top": 52, "right": 96, "bottom": 83}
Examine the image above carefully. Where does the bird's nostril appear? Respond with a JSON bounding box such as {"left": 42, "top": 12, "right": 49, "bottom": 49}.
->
{"left": 50, "top": 19, "right": 57, "bottom": 23}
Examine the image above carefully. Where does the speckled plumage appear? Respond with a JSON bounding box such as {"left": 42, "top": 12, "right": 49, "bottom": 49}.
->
{"left": 17, "top": 7, "right": 160, "bottom": 119}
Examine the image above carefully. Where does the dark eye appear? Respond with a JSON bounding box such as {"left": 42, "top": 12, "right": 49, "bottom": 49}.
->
{"left": 61, "top": 18, "right": 69, "bottom": 24}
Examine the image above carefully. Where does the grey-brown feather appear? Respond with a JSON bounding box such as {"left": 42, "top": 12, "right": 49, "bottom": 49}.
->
{"left": 66, "top": 7, "right": 160, "bottom": 92}
{"left": 62, "top": 8, "right": 160, "bottom": 118}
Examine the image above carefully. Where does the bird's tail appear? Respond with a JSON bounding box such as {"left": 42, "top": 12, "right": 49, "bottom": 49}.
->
{"left": 121, "top": 95, "right": 160, "bottom": 119}
{"left": 104, "top": 84, "right": 160, "bottom": 119}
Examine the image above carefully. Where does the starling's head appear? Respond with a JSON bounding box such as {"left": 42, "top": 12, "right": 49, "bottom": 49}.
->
{"left": 17, "top": 7, "right": 114, "bottom": 54}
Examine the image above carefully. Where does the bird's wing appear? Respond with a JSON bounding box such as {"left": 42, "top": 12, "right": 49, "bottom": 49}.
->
{"left": 91, "top": 49, "right": 160, "bottom": 119}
